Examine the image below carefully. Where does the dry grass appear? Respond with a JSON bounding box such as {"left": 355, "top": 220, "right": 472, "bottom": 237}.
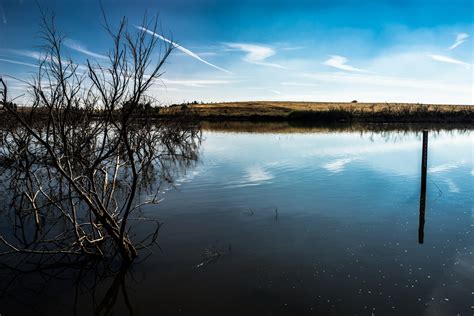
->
{"left": 172, "top": 101, "right": 473, "bottom": 123}
{"left": 188, "top": 101, "right": 469, "bottom": 116}
{"left": 5, "top": 101, "right": 472, "bottom": 124}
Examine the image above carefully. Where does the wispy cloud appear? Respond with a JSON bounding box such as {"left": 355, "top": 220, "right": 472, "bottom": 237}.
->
{"left": 0, "top": 58, "right": 38, "bottom": 68}
{"left": 4, "top": 49, "right": 88, "bottom": 75}
{"left": 448, "top": 33, "right": 469, "bottom": 50}
{"left": 281, "top": 82, "right": 319, "bottom": 87}
{"left": 268, "top": 89, "right": 282, "bottom": 95}
{"left": 323, "top": 55, "right": 367, "bottom": 72}
{"left": 303, "top": 72, "right": 471, "bottom": 93}
{"left": 2, "top": 49, "right": 90, "bottom": 74}
{"left": 428, "top": 54, "right": 471, "bottom": 68}
{"left": 0, "top": 4, "right": 6, "bottom": 24}
{"left": 161, "top": 78, "right": 235, "bottom": 88}
{"left": 64, "top": 39, "right": 108, "bottom": 60}
{"left": 175, "top": 51, "right": 217, "bottom": 57}
{"left": 281, "top": 46, "right": 306, "bottom": 51}
{"left": 149, "top": 86, "right": 181, "bottom": 92}
{"left": 225, "top": 43, "right": 286, "bottom": 69}
{"left": 6, "top": 83, "right": 30, "bottom": 91}
{"left": 246, "top": 87, "right": 283, "bottom": 95}
{"left": 137, "top": 26, "right": 231, "bottom": 74}
{"left": 0, "top": 49, "right": 43, "bottom": 60}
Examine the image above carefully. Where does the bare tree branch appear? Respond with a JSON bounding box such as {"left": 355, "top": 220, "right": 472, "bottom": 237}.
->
{"left": 0, "top": 11, "right": 201, "bottom": 266}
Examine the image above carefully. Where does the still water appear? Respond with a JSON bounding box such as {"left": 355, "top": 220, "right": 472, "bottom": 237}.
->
{"left": 1, "top": 125, "right": 473, "bottom": 315}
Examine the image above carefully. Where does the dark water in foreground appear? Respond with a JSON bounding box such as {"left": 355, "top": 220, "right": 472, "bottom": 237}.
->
{"left": 1, "top": 126, "right": 473, "bottom": 315}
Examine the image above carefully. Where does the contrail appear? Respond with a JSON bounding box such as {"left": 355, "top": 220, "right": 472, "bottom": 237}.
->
{"left": 136, "top": 26, "right": 232, "bottom": 74}
{"left": 64, "top": 39, "right": 109, "bottom": 60}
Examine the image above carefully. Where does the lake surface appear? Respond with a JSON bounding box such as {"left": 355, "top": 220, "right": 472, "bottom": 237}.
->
{"left": 1, "top": 125, "right": 473, "bottom": 315}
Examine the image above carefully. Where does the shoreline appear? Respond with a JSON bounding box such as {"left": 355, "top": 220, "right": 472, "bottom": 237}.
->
{"left": 199, "top": 120, "right": 474, "bottom": 133}
{"left": 2, "top": 101, "right": 473, "bottom": 124}
{"left": 167, "top": 101, "right": 474, "bottom": 124}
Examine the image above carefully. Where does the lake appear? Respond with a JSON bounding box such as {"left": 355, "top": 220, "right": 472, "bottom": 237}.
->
{"left": 0, "top": 124, "right": 472, "bottom": 315}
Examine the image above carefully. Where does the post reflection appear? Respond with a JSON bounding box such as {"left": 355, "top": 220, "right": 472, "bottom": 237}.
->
{"left": 418, "top": 130, "right": 428, "bottom": 244}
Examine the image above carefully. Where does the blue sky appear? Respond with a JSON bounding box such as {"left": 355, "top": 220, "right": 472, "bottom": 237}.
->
{"left": 0, "top": 0, "right": 472, "bottom": 104}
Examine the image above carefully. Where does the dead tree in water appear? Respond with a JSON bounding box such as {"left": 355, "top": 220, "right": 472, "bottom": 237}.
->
{"left": 0, "top": 13, "right": 200, "bottom": 265}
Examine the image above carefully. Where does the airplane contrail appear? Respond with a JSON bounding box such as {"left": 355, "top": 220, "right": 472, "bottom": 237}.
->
{"left": 137, "top": 26, "right": 232, "bottom": 74}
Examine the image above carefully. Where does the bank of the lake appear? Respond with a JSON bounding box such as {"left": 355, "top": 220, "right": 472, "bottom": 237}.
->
{"left": 3, "top": 101, "right": 473, "bottom": 125}
{"left": 166, "top": 101, "right": 474, "bottom": 123}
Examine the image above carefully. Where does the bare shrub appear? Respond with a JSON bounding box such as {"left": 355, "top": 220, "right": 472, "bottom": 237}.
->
{"left": 0, "top": 12, "right": 201, "bottom": 265}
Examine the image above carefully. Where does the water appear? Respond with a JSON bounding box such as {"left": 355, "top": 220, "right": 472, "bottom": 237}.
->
{"left": 1, "top": 125, "right": 473, "bottom": 315}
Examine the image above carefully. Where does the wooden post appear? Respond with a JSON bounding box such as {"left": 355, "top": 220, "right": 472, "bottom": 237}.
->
{"left": 418, "top": 130, "right": 428, "bottom": 244}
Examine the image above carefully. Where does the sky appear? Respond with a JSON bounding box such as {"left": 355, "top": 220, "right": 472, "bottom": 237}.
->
{"left": 0, "top": 0, "right": 473, "bottom": 105}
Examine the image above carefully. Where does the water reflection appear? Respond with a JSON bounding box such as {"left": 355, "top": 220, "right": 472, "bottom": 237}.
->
{"left": 0, "top": 125, "right": 472, "bottom": 315}
{"left": 91, "top": 268, "right": 133, "bottom": 316}
{"left": 0, "top": 260, "right": 134, "bottom": 315}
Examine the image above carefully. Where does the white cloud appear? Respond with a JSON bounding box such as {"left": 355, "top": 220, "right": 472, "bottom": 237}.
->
{"left": 428, "top": 54, "right": 471, "bottom": 68}
{"left": 448, "top": 33, "right": 469, "bottom": 50}
{"left": 323, "top": 55, "right": 367, "bottom": 72}
{"left": 225, "top": 43, "right": 286, "bottom": 69}
{"left": 64, "top": 39, "right": 108, "bottom": 60}
{"left": 137, "top": 26, "right": 231, "bottom": 74}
